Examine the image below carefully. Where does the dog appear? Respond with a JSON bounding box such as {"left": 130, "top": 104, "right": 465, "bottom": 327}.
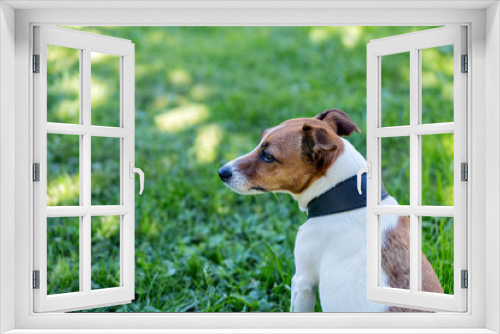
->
{"left": 218, "top": 109, "right": 443, "bottom": 312}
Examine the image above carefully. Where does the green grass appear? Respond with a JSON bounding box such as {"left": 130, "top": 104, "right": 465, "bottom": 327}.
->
{"left": 45, "top": 26, "right": 455, "bottom": 312}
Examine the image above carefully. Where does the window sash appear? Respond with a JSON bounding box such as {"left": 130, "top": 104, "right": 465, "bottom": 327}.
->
{"left": 366, "top": 26, "right": 468, "bottom": 312}
{"left": 33, "top": 25, "right": 136, "bottom": 313}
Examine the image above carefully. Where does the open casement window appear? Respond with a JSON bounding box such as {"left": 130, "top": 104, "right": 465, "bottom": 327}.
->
{"left": 366, "top": 26, "right": 467, "bottom": 312}
{"left": 33, "top": 26, "right": 140, "bottom": 312}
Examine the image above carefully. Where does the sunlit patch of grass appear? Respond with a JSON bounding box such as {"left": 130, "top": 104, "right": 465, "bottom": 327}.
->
{"left": 47, "top": 44, "right": 80, "bottom": 123}
{"left": 155, "top": 103, "right": 209, "bottom": 132}
{"left": 53, "top": 99, "right": 80, "bottom": 123}
{"left": 190, "top": 84, "right": 213, "bottom": 101}
{"left": 94, "top": 215, "right": 120, "bottom": 239}
{"left": 91, "top": 73, "right": 112, "bottom": 107}
{"left": 47, "top": 173, "right": 80, "bottom": 206}
{"left": 309, "top": 27, "right": 331, "bottom": 43}
{"left": 168, "top": 68, "right": 192, "bottom": 86}
{"left": 341, "top": 26, "right": 362, "bottom": 48}
{"left": 47, "top": 75, "right": 80, "bottom": 102}
{"left": 193, "top": 124, "right": 223, "bottom": 164}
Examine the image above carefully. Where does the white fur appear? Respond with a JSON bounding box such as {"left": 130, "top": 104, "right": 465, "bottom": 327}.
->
{"left": 290, "top": 138, "right": 399, "bottom": 312}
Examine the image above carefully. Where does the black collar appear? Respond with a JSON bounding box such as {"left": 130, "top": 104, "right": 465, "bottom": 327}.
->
{"left": 307, "top": 174, "right": 389, "bottom": 219}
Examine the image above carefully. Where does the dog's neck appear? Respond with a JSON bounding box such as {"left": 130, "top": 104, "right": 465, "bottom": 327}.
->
{"left": 291, "top": 138, "right": 367, "bottom": 212}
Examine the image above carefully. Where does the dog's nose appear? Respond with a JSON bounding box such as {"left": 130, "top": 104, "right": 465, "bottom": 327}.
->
{"left": 218, "top": 167, "right": 233, "bottom": 182}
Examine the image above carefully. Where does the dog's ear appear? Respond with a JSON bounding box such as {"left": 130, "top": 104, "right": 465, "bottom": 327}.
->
{"left": 314, "top": 109, "right": 361, "bottom": 137}
{"left": 302, "top": 124, "right": 338, "bottom": 165}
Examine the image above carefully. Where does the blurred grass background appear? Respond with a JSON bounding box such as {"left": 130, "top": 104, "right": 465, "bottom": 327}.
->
{"left": 45, "top": 26, "right": 455, "bottom": 312}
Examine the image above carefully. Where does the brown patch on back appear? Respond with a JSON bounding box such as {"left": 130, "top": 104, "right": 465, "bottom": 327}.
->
{"left": 381, "top": 216, "right": 444, "bottom": 312}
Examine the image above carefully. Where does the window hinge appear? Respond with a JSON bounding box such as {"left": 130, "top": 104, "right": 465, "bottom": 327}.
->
{"left": 33, "top": 54, "right": 40, "bottom": 73}
{"left": 461, "top": 270, "right": 468, "bottom": 289}
{"left": 33, "top": 270, "right": 40, "bottom": 289}
{"left": 461, "top": 54, "right": 468, "bottom": 73}
{"left": 461, "top": 162, "right": 468, "bottom": 181}
{"left": 33, "top": 163, "right": 40, "bottom": 182}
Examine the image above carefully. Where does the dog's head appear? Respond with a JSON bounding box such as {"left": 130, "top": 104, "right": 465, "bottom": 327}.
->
{"left": 218, "top": 109, "right": 360, "bottom": 195}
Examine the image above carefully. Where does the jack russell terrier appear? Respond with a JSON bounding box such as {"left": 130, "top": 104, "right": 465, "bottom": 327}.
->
{"left": 218, "top": 109, "right": 443, "bottom": 312}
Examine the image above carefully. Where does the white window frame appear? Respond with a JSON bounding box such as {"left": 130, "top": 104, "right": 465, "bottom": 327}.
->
{"left": 33, "top": 25, "right": 136, "bottom": 313}
{"left": 0, "top": 1, "right": 499, "bottom": 333}
{"left": 366, "top": 26, "right": 468, "bottom": 312}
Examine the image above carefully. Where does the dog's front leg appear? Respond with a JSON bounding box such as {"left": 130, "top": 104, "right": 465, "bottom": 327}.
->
{"left": 291, "top": 274, "right": 316, "bottom": 312}
{"left": 291, "top": 225, "right": 319, "bottom": 312}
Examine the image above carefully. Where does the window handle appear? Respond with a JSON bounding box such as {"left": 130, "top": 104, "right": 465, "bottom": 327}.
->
{"left": 357, "top": 162, "right": 371, "bottom": 195}
{"left": 129, "top": 162, "right": 144, "bottom": 195}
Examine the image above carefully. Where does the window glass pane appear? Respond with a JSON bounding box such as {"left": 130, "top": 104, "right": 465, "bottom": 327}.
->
{"left": 91, "top": 136, "right": 120, "bottom": 205}
{"left": 421, "top": 216, "right": 454, "bottom": 295}
{"left": 91, "top": 52, "right": 121, "bottom": 127}
{"left": 380, "top": 215, "right": 410, "bottom": 290}
{"left": 381, "top": 136, "right": 410, "bottom": 205}
{"left": 421, "top": 45, "right": 454, "bottom": 124}
{"left": 47, "top": 217, "right": 80, "bottom": 294}
{"left": 91, "top": 215, "right": 120, "bottom": 289}
{"left": 381, "top": 52, "right": 410, "bottom": 127}
{"left": 47, "top": 134, "right": 80, "bottom": 206}
{"left": 47, "top": 44, "right": 80, "bottom": 124}
{"left": 421, "top": 133, "right": 454, "bottom": 206}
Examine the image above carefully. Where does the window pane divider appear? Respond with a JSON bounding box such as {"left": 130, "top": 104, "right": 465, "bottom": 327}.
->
{"left": 46, "top": 206, "right": 88, "bottom": 217}
{"left": 46, "top": 205, "right": 130, "bottom": 217}
{"left": 90, "top": 126, "right": 130, "bottom": 138}
{"left": 91, "top": 205, "right": 130, "bottom": 216}
{"left": 372, "top": 123, "right": 454, "bottom": 138}
{"left": 82, "top": 47, "right": 92, "bottom": 295}
{"left": 412, "top": 206, "right": 455, "bottom": 217}
{"left": 413, "top": 122, "right": 454, "bottom": 135}
{"left": 47, "top": 122, "right": 130, "bottom": 138}
{"left": 371, "top": 205, "right": 455, "bottom": 217}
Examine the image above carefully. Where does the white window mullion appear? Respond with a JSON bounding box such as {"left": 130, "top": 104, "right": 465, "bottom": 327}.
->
{"left": 82, "top": 47, "right": 92, "bottom": 295}
{"left": 417, "top": 48, "right": 424, "bottom": 292}
{"left": 409, "top": 47, "right": 419, "bottom": 294}
{"left": 33, "top": 26, "right": 49, "bottom": 308}
{"left": 366, "top": 44, "right": 380, "bottom": 297}
{"left": 79, "top": 42, "right": 85, "bottom": 294}
{"left": 122, "top": 48, "right": 136, "bottom": 295}
{"left": 119, "top": 55, "right": 125, "bottom": 287}
{"left": 453, "top": 26, "right": 468, "bottom": 313}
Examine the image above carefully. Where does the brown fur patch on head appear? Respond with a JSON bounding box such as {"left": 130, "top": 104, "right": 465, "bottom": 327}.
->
{"left": 301, "top": 123, "right": 338, "bottom": 169}
{"left": 235, "top": 118, "right": 344, "bottom": 195}
{"left": 315, "top": 109, "right": 361, "bottom": 137}
{"left": 382, "top": 216, "right": 444, "bottom": 312}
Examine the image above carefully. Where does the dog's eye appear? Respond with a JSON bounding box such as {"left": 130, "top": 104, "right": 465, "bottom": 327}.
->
{"left": 260, "top": 150, "right": 275, "bottom": 163}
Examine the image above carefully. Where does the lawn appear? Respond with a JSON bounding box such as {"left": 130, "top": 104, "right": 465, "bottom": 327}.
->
{"left": 46, "top": 26, "right": 454, "bottom": 312}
